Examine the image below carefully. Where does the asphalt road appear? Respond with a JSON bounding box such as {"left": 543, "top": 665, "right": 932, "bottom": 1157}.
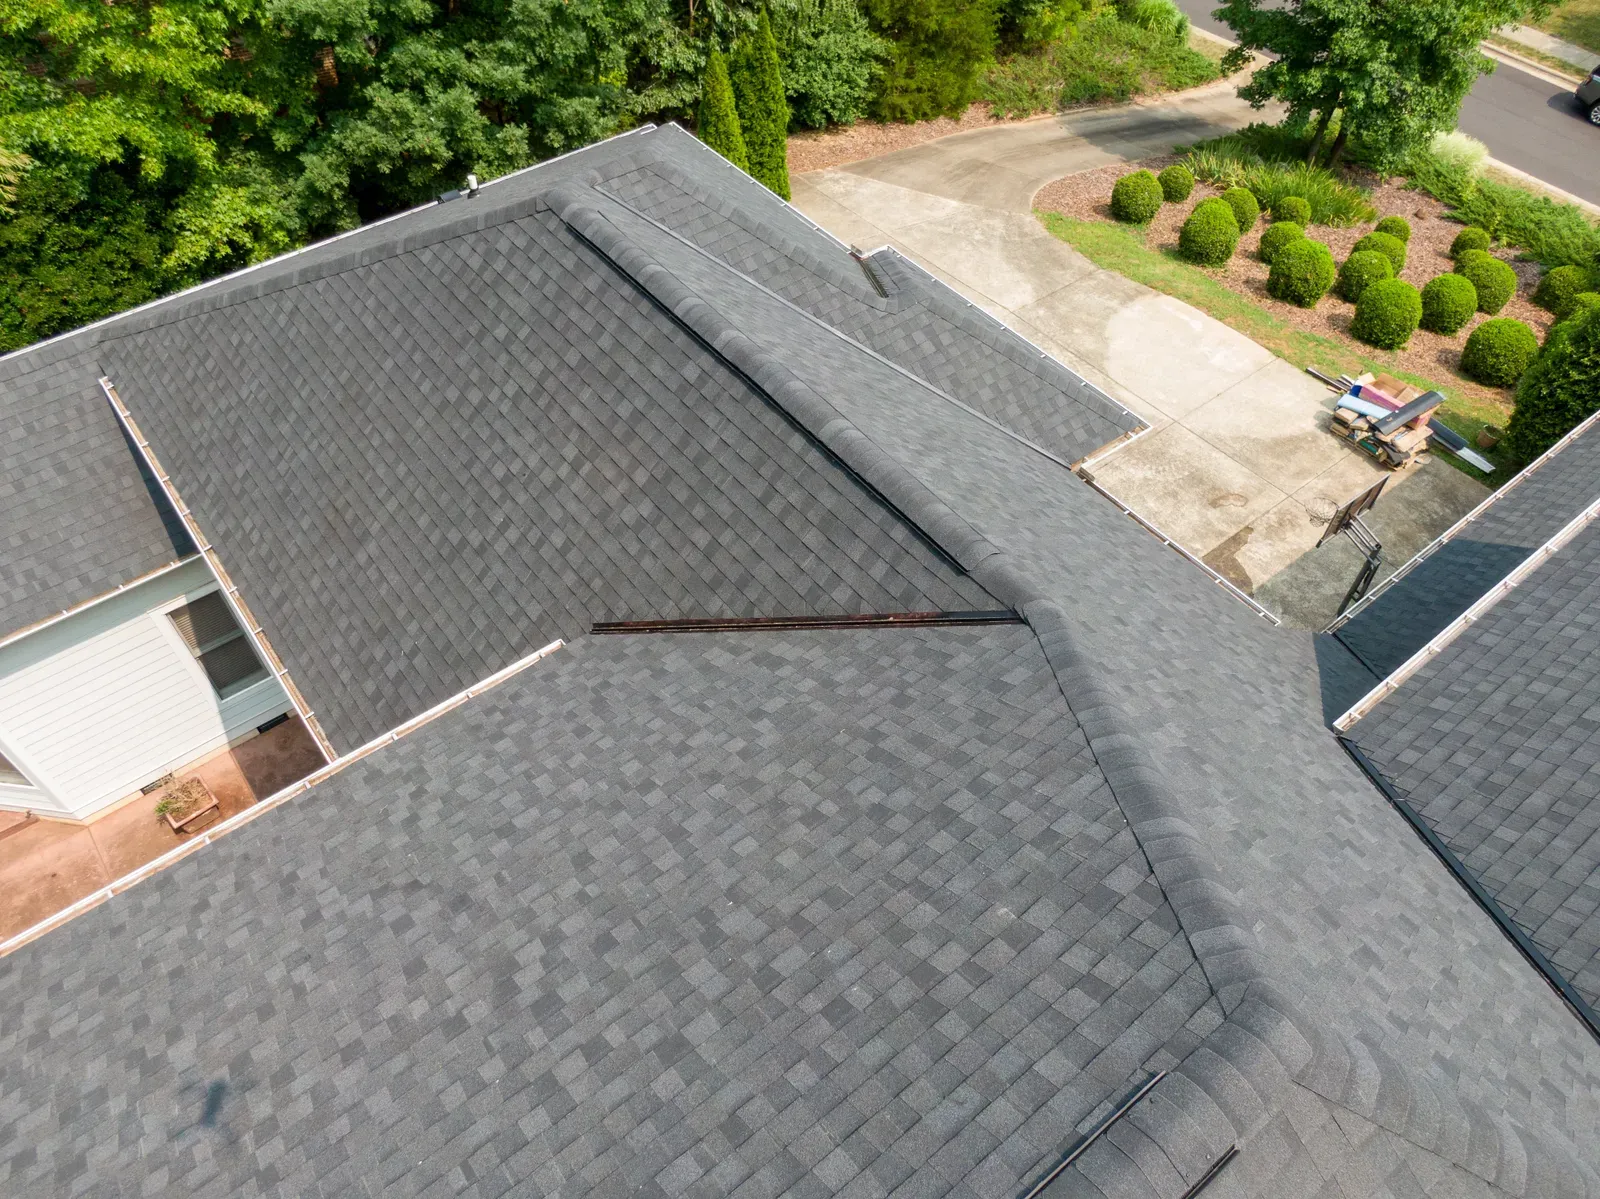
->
{"left": 1173, "top": 0, "right": 1600, "bottom": 205}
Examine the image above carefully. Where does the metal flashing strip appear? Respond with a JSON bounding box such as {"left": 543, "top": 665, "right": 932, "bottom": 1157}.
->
{"left": 1326, "top": 405, "right": 1600, "bottom": 634}
{"left": 0, "top": 556, "right": 197, "bottom": 652}
{"left": 1179, "top": 1146, "right": 1239, "bottom": 1198}
{"left": 1338, "top": 736, "right": 1600, "bottom": 1045}
{"left": 1077, "top": 471, "right": 1281, "bottom": 625}
{"left": 100, "top": 377, "right": 337, "bottom": 763}
{"left": 1332, "top": 488, "right": 1600, "bottom": 730}
{"left": 592, "top": 611, "right": 1020, "bottom": 635}
{"left": 1017, "top": 1071, "right": 1167, "bottom": 1199}
{"left": 0, "top": 639, "right": 564, "bottom": 959}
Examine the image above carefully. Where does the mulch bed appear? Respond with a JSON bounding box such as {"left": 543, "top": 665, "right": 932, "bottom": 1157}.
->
{"left": 1034, "top": 159, "right": 1552, "bottom": 408}
{"left": 786, "top": 103, "right": 1024, "bottom": 176}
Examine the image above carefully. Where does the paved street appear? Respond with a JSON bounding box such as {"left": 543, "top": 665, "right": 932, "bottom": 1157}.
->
{"left": 1174, "top": 0, "right": 1600, "bottom": 205}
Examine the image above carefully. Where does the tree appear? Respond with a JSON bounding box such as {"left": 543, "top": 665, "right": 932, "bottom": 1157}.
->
{"left": 1215, "top": 0, "right": 1550, "bottom": 169}
{"left": 768, "top": 0, "right": 889, "bottom": 128}
{"left": 698, "top": 46, "right": 750, "bottom": 170}
{"left": 1506, "top": 305, "right": 1600, "bottom": 461}
{"left": 861, "top": 0, "right": 996, "bottom": 122}
{"left": 731, "top": 10, "right": 791, "bottom": 197}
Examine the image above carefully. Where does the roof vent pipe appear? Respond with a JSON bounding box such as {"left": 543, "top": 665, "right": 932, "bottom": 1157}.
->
{"left": 467, "top": 174, "right": 480, "bottom": 198}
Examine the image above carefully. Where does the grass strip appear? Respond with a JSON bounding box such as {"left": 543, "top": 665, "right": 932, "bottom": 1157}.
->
{"left": 1037, "top": 211, "right": 1518, "bottom": 485}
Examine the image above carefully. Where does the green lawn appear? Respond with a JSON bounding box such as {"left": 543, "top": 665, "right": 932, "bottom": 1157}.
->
{"left": 1537, "top": 0, "right": 1600, "bottom": 57}
{"left": 1036, "top": 212, "right": 1518, "bottom": 485}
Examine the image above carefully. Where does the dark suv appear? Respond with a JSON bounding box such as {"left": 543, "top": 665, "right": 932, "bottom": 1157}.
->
{"left": 1579, "top": 68, "right": 1600, "bottom": 124}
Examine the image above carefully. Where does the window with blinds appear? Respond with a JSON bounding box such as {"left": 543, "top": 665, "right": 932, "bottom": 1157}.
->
{"left": 0, "top": 748, "right": 27, "bottom": 787}
{"left": 169, "top": 592, "right": 270, "bottom": 698}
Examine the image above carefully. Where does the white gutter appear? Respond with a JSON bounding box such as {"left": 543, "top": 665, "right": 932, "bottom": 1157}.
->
{"left": 0, "top": 638, "right": 563, "bottom": 958}
{"left": 0, "top": 557, "right": 197, "bottom": 652}
{"left": 1333, "top": 492, "right": 1600, "bottom": 730}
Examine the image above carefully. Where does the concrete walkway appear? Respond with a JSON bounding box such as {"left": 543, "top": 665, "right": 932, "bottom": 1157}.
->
{"left": 791, "top": 88, "right": 1487, "bottom": 600}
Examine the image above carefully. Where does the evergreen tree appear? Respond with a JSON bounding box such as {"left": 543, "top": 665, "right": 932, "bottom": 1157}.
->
{"left": 731, "top": 10, "right": 792, "bottom": 198}
{"left": 1506, "top": 305, "right": 1600, "bottom": 462}
{"left": 698, "top": 47, "right": 751, "bottom": 172}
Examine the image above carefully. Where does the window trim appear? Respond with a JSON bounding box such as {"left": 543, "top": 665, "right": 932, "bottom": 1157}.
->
{"left": 155, "top": 586, "right": 272, "bottom": 701}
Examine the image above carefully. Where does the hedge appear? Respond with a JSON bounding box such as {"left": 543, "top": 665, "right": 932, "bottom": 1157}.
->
{"left": 1259, "top": 220, "right": 1305, "bottom": 264}
{"left": 1351, "top": 278, "right": 1423, "bottom": 349}
{"left": 1179, "top": 199, "right": 1240, "bottom": 265}
{"left": 1375, "top": 215, "right": 1412, "bottom": 244}
{"left": 1551, "top": 292, "right": 1600, "bottom": 341}
{"left": 1456, "top": 249, "right": 1517, "bottom": 314}
{"left": 1111, "top": 169, "right": 1165, "bottom": 223}
{"left": 1508, "top": 305, "right": 1600, "bottom": 460}
{"left": 1419, "top": 273, "right": 1477, "bottom": 335}
{"left": 1221, "top": 186, "right": 1260, "bottom": 232}
{"left": 1271, "top": 195, "right": 1311, "bottom": 225}
{"left": 1534, "top": 264, "right": 1592, "bottom": 319}
{"left": 1450, "top": 225, "right": 1491, "bottom": 259}
{"left": 1461, "top": 318, "right": 1539, "bottom": 387}
{"left": 1158, "top": 164, "right": 1194, "bottom": 202}
{"left": 1351, "top": 230, "right": 1406, "bottom": 273}
{"left": 1267, "top": 238, "right": 1335, "bottom": 306}
{"left": 1335, "top": 250, "right": 1394, "bottom": 303}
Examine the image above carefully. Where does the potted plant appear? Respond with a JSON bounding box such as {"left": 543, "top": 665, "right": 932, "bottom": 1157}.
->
{"left": 154, "top": 778, "right": 220, "bottom": 833}
{"left": 1477, "top": 424, "right": 1504, "bottom": 449}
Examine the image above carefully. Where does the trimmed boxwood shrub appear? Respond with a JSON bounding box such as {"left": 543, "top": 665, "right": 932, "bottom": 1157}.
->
{"left": 1461, "top": 318, "right": 1539, "bottom": 387}
{"left": 1267, "top": 238, "right": 1336, "bottom": 306}
{"left": 1374, "top": 215, "right": 1412, "bottom": 244}
{"left": 1111, "top": 169, "right": 1165, "bottom": 223}
{"left": 1450, "top": 225, "right": 1491, "bottom": 259}
{"left": 1456, "top": 249, "right": 1517, "bottom": 314}
{"left": 1508, "top": 305, "right": 1600, "bottom": 460}
{"left": 1158, "top": 164, "right": 1194, "bottom": 202}
{"left": 1335, "top": 250, "right": 1394, "bottom": 303}
{"left": 1272, "top": 195, "right": 1311, "bottom": 225}
{"left": 1351, "top": 230, "right": 1406, "bottom": 273}
{"left": 1351, "top": 278, "right": 1423, "bottom": 349}
{"left": 1179, "top": 199, "right": 1240, "bottom": 266}
{"left": 1551, "top": 292, "right": 1600, "bottom": 341}
{"left": 1259, "top": 220, "right": 1305, "bottom": 264}
{"left": 1221, "top": 186, "right": 1260, "bottom": 232}
{"left": 1534, "top": 264, "right": 1592, "bottom": 318}
{"left": 1420, "top": 273, "right": 1477, "bottom": 335}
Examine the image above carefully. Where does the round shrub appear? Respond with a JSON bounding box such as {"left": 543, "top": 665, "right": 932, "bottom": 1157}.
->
{"left": 1258, "top": 220, "right": 1306, "bottom": 265}
{"left": 1508, "top": 305, "right": 1600, "bottom": 461}
{"left": 1461, "top": 318, "right": 1539, "bottom": 387}
{"left": 1533, "top": 265, "right": 1592, "bottom": 318}
{"left": 1335, "top": 250, "right": 1394, "bottom": 303}
{"left": 1178, "top": 199, "right": 1240, "bottom": 266}
{"left": 1351, "top": 278, "right": 1423, "bottom": 349}
{"left": 1351, "top": 230, "right": 1407, "bottom": 273}
{"left": 1111, "top": 169, "right": 1164, "bottom": 223}
{"left": 1157, "top": 164, "right": 1194, "bottom": 202}
{"left": 1551, "top": 292, "right": 1600, "bottom": 342}
{"left": 1267, "top": 238, "right": 1336, "bottom": 307}
{"left": 1221, "top": 186, "right": 1260, "bottom": 232}
{"left": 1272, "top": 195, "right": 1311, "bottom": 225}
{"left": 1450, "top": 225, "right": 1491, "bottom": 259}
{"left": 1374, "top": 215, "right": 1412, "bottom": 244}
{"left": 1456, "top": 249, "right": 1517, "bottom": 314}
{"left": 1419, "top": 273, "right": 1477, "bottom": 335}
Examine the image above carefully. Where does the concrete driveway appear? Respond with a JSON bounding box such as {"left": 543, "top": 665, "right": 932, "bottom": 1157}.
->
{"left": 790, "top": 87, "right": 1486, "bottom": 603}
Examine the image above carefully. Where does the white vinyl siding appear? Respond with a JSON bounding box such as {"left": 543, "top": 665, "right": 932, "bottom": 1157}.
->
{"left": 0, "top": 559, "right": 292, "bottom": 819}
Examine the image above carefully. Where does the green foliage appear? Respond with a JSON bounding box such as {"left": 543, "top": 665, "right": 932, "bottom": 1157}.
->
{"left": 732, "top": 10, "right": 791, "bottom": 197}
{"left": 1533, "top": 264, "right": 1593, "bottom": 319}
{"left": 1450, "top": 225, "right": 1492, "bottom": 259}
{"left": 1351, "top": 230, "right": 1407, "bottom": 273}
{"left": 1460, "top": 317, "right": 1538, "bottom": 387}
{"left": 1258, "top": 220, "right": 1306, "bottom": 264}
{"left": 1335, "top": 249, "right": 1394, "bottom": 303}
{"left": 1110, "top": 170, "right": 1165, "bottom": 223}
{"left": 699, "top": 47, "right": 751, "bottom": 171}
{"left": 1179, "top": 199, "right": 1240, "bottom": 266}
{"left": 980, "top": 10, "right": 1216, "bottom": 116}
{"left": 770, "top": 0, "right": 891, "bottom": 128}
{"left": 1551, "top": 292, "right": 1600, "bottom": 341}
{"left": 1374, "top": 215, "right": 1411, "bottom": 244}
{"left": 1184, "top": 137, "right": 1376, "bottom": 226}
{"left": 1509, "top": 306, "right": 1600, "bottom": 461}
{"left": 1455, "top": 249, "right": 1517, "bottom": 314}
{"left": 1220, "top": 186, "right": 1260, "bottom": 232}
{"left": 1419, "top": 273, "right": 1478, "bottom": 334}
{"left": 863, "top": 0, "right": 997, "bottom": 121}
{"left": 993, "top": 0, "right": 1087, "bottom": 50}
{"left": 1350, "top": 278, "right": 1423, "bottom": 349}
{"left": 1158, "top": 164, "right": 1194, "bottom": 202}
{"left": 1272, "top": 196, "right": 1312, "bottom": 225}
{"left": 1124, "top": 0, "right": 1188, "bottom": 41}
{"left": 1267, "top": 237, "right": 1335, "bottom": 306}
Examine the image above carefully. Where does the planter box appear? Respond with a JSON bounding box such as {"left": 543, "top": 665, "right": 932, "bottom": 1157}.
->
{"left": 157, "top": 778, "right": 221, "bottom": 834}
